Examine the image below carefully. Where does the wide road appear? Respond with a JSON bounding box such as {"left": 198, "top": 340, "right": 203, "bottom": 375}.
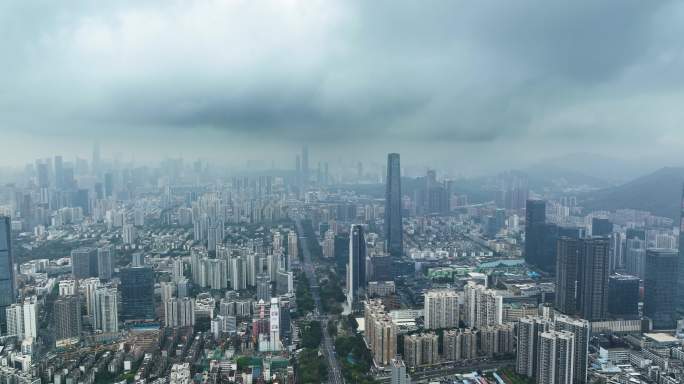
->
{"left": 296, "top": 219, "right": 344, "bottom": 384}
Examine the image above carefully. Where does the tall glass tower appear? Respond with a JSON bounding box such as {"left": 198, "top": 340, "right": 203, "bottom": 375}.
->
{"left": 678, "top": 183, "right": 684, "bottom": 314}
{"left": 347, "top": 224, "right": 367, "bottom": 307}
{"left": 120, "top": 266, "right": 155, "bottom": 321}
{"left": 0, "top": 216, "right": 15, "bottom": 333}
{"left": 385, "top": 153, "right": 402, "bottom": 257}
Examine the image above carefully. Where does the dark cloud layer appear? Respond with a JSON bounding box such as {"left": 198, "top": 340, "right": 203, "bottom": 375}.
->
{"left": 1, "top": 1, "right": 684, "bottom": 170}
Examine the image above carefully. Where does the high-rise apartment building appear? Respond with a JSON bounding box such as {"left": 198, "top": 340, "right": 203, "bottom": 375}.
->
{"left": 403, "top": 332, "right": 438, "bottom": 369}
{"left": 94, "top": 287, "right": 118, "bottom": 333}
{"left": 538, "top": 330, "right": 575, "bottom": 384}
{"left": 5, "top": 304, "right": 24, "bottom": 339}
{"left": 463, "top": 282, "right": 503, "bottom": 328}
{"left": 5, "top": 297, "right": 36, "bottom": 341}
{"left": 323, "top": 229, "right": 335, "bottom": 258}
{"left": 443, "top": 328, "right": 478, "bottom": 361}
{"left": 165, "top": 297, "right": 195, "bottom": 328}
{"left": 554, "top": 314, "right": 590, "bottom": 384}
{"left": 480, "top": 324, "right": 515, "bottom": 356}
{"left": 257, "top": 273, "right": 271, "bottom": 302}
{"left": 54, "top": 295, "right": 82, "bottom": 342}
{"left": 517, "top": 315, "right": 589, "bottom": 384}
{"left": 122, "top": 224, "right": 137, "bottom": 245}
{"left": 555, "top": 237, "right": 610, "bottom": 321}
{"left": 97, "top": 246, "right": 113, "bottom": 280}
{"left": 578, "top": 238, "right": 610, "bottom": 321}
{"left": 287, "top": 231, "right": 298, "bottom": 260}
{"left": 230, "top": 256, "right": 246, "bottom": 290}
{"left": 555, "top": 237, "right": 580, "bottom": 315}
{"left": 385, "top": 153, "right": 402, "bottom": 257}
{"left": 364, "top": 300, "right": 397, "bottom": 367}
{"left": 269, "top": 297, "right": 281, "bottom": 352}
{"left": 516, "top": 316, "right": 550, "bottom": 378}
{"left": 423, "top": 290, "right": 459, "bottom": 330}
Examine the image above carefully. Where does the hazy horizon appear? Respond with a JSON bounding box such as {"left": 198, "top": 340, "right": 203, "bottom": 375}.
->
{"left": 3, "top": 1, "right": 684, "bottom": 174}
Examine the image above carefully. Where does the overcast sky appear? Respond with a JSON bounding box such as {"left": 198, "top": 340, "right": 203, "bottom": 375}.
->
{"left": 1, "top": 1, "right": 684, "bottom": 174}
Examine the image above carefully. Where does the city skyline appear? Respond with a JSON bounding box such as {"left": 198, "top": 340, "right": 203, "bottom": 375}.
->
{"left": 4, "top": 2, "right": 684, "bottom": 383}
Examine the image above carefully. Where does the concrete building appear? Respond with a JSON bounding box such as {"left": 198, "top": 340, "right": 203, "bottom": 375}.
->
{"left": 538, "top": 330, "right": 575, "bottom": 384}
{"left": 403, "top": 333, "right": 439, "bottom": 369}
{"left": 424, "top": 290, "right": 460, "bottom": 330}
{"left": 463, "top": 282, "right": 503, "bottom": 328}
{"left": 364, "top": 300, "right": 397, "bottom": 367}
{"left": 390, "top": 355, "right": 411, "bottom": 384}
{"left": 93, "top": 287, "right": 118, "bottom": 333}
{"left": 444, "top": 328, "right": 478, "bottom": 361}
{"left": 54, "top": 295, "right": 82, "bottom": 342}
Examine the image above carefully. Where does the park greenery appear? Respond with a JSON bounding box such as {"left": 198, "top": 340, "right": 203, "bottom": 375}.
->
{"left": 300, "top": 321, "right": 322, "bottom": 349}
{"left": 334, "top": 335, "right": 376, "bottom": 384}
{"left": 295, "top": 271, "right": 314, "bottom": 317}
{"left": 319, "top": 272, "right": 345, "bottom": 315}
{"left": 296, "top": 348, "right": 328, "bottom": 384}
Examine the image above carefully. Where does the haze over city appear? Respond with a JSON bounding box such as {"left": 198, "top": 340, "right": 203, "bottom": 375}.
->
{"left": 3, "top": 1, "right": 684, "bottom": 173}
{"left": 4, "top": 2, "right": 684, "bottom": 384}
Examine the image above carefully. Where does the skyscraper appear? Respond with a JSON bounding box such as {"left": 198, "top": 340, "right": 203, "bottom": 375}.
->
{"left": 0, "top": 216, "right": 15, "bottom": 334}
{"left": 54, "top": 155, "right": 64, "bottom": 190}
{"left": 554, "top": 237, "right": 610, "bottom": 321}
{"left": 608, "top": 274, "right": 640, "bottom": 318}
{"left": 385, "top": 153, "right": 402, "bottom": 257}
{"left": 71, "top": 247, "right": 98, "bottom": 279}
{"left": 97, "top": 246, "right": 113, "bottom": 280}
{"left": 269, "top": 297, "right": 281, "bottom": 351}
{"left": 524, "top": 200, "right": 547, "bottom": 269}
{"left": 256, "top": 273, "right": 271, "bottom": 302}
{"left": 54, "top": 295, "right": 82, "bottom": 342}
{"left": 120, "top": 266, "right": 155, "bottom": 321}
{"left": 578, "top": 238, "right": 610, "bottom": 321}
{"left": 92, "top": 141, "right": 101, "bottom": 176}
{"left": 644, "top": 249, "right": 678, "bottom": 329}
{"left": 347, "top": 224, "right": 367, "bottom": 307}
{"left": 555, "top": 237, "right": 580, "bottom": 315}
{"left": 37, "top": 162, "right": 49, "bottom": 205}
{"left": 104, "top": 172, "right": 114, "bottom": 198}
{"left": 516, "top": 317, "right": 549, "bottom": 379}
{"left": 678, "top": 183, "right": 684, "bottom": 314}
{"left": 94, "top": 287, "right": 119, "bottom": 333}
{"left": 301, "top": 145, "right": 309, "bottom": 186}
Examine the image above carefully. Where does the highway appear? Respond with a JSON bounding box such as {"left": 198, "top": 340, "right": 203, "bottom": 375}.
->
{"left": 296, "top": 219, "right": 345, "bottom": 384}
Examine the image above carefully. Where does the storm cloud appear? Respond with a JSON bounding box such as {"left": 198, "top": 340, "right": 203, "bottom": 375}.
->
{"left": 1, "top": 0, "right": 684, "bottom": 170}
